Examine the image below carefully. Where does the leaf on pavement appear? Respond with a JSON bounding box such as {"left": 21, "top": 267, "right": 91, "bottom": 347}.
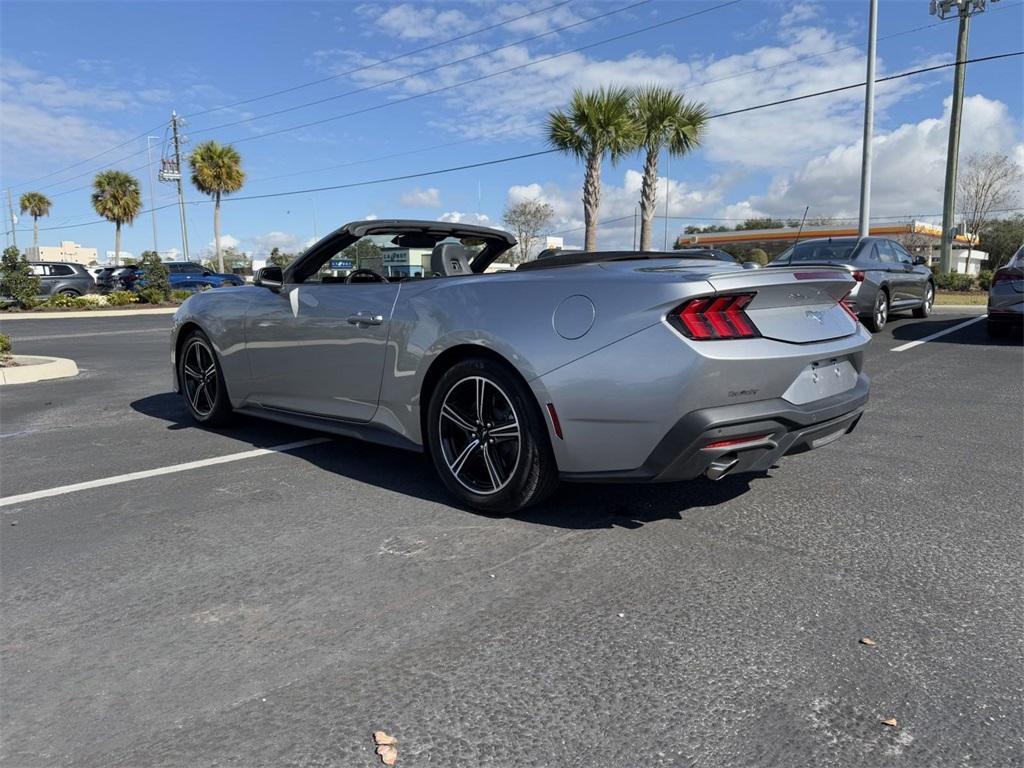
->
{"left": 375, "top": 744, "right": 398, "bottom": 765}
{"left": 860, "top": 637, "right": 877, "bottom": 646}
{"left": 373, "top": 731, "right": 397, "bottom": 746}
{"left": 881, "top": 717, "right": 898, "bottom": 727}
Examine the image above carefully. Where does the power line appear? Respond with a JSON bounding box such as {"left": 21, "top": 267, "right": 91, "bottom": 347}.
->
{"left": 221, "top": 0, "right": 744, "bottom": 145}
{"left": 19, "top": 50, "right": 1023, "bottom": 234}
{"left": 183, "top": 0, "right": 577, "bottom": 119}
{"left": 191, "top": 0, "right": 656, "bottom": 136}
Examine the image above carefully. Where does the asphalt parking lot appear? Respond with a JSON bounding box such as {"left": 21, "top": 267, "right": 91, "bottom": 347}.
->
{"left": 1, "top": 309, "right": 1021, "bottom": 768}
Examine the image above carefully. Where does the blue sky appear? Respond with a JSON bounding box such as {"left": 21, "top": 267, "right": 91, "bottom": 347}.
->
{"left": 1, "top": 0, "right": 1022, "bottom": 261}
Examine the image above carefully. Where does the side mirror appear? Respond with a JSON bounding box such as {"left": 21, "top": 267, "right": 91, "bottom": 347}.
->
{"left": 912, "top": 255, "right": 928, "bottom": 266}
{"left": 741, "top": 261, "right": 761, "bottom": 270}
{"left": 254, "top": 266, "right": 283, "bottom": 291}
{"left": 202, "top": 270, "right": 213, "bottom": 276}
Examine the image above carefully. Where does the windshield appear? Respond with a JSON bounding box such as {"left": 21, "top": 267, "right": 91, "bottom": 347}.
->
{"left": 772, "top": 240, "right": 861, "bottom": 265}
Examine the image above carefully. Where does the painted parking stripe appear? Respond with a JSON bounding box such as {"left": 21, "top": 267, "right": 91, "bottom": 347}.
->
{"left": 0, "top": 437, "right": 331, "bottom": 508}
{"left": 891, "top": 315, "right": 987, "bottom": 352}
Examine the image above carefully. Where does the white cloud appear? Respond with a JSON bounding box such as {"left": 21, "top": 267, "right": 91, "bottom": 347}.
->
{"left": 438, "top": 211, "right": 492, "bottom": 225}
{"left": 732, "top": 94, "right": 1024, "bottom": 221}
{"left": 247, "top": 231, "right": 311, "bottom": 256}
{"left": 399, "top": 187, "right": 442, "bottom": 208}
{"left": 372, "top": 3, "right": 471, "bottom": 40}
{"left": 780, "top": 2, "right": 819, "bottom": 27}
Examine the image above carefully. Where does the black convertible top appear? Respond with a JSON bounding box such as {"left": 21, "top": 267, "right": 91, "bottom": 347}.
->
{"left": 517, "top": 249, "right": 734, "bottom": 271}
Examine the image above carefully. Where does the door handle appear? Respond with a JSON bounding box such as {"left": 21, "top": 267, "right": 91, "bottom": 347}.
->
{"left": 347, "top": 313, "right": 383, "bottom": 326}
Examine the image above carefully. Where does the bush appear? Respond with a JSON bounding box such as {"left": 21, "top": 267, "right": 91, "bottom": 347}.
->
{"left": 934, "top": 272, "right": 975, "bottom": 291}
{"left": 746, "top": 248, "right": 769, "bottom": 266}
{"left": 139, "top": 250, "right": 170, "bottom": 302}
{"left": 977, "top": 270, "right": 994, "bottom": 291}
{"left": 0, "top": 246, "right": 42, "bottom": 307}
{"left": 0, "top": 333, "right": 11, "bottom": 356}
{"left": 45, "top": 292, "right": 79, "bottom": 308}
{"left": 136, "top": 286, "right": 168, "bottom": 304}
{"left": 106, "top": 290, "right": 138, "bottom": 306}
{"left": 171, "top": 289, "right": 194, "bottom": 302}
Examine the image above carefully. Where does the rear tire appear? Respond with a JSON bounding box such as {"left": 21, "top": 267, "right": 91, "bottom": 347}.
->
{"left": 426, "top": 358, "right": 558, "bottom": 514}
{"left": 178, "top": 329, "right": 232, "bottom": 426}
{"left": 864, "top": 289, "right": 889, "bottom": 332}
{"left": 59, "top": 288, "right": 80, "bottom": 297}
{"left": 913, "top": 282, "right": 934, "bottom": 318}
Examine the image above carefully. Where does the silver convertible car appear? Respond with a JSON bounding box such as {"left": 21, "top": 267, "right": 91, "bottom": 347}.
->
{"left": 171, "top": 220, "right": 871, "bottom": 512}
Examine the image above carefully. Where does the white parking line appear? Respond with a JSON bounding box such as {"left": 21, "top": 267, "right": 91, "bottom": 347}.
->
{"left": 891, "top": 314, "right": 987, "bottom": 352}
{"left": 0, "top": 437, "right": 331, "bottom": 508}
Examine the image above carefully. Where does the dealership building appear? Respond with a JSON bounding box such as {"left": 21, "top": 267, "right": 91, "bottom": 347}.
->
{"left": 678, "top": 220, "right": 989, "bottom": 275}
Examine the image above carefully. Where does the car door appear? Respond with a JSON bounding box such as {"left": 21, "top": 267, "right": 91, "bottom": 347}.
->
{"left": 889, "top": 240, "right": 927, "bottom": 302}
{"left": 244, "top": 279, "right": 400, "bottom": 422}
{"left": 30, "top": 264, "right": 54, "bottom": 296}
{"left": 873, "top": 239, "right": 910, "bottom": 304}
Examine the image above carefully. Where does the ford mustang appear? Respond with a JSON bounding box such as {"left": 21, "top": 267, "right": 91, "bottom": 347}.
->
{"left": 171, "top": 220, "right": 871, "bottom": 512}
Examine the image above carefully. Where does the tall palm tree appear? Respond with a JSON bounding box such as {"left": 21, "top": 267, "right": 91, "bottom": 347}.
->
{"left": 19, "top": 191, "right": 53, "bottom": 250}
{"left": 189, "top": 140, "right": 245, "bottom": 273}
{"left": 630, "top": 85, "right": 708, "bottom": 252}
{"left": 91, "top": 171, "right": 142, "bottom": 266}
{"left": 546, "top": 86, "right": 638, "bottom": 251}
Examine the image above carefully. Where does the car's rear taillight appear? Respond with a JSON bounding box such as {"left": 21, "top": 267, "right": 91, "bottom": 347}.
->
{"left": 992, "top": 269, "right": 1018, "bottom": 284}
{"left": 852, "top": 270, "right": 865, "bottom": 282}
{"left": 669, "top": 293, "right": 760, "bottom": 340}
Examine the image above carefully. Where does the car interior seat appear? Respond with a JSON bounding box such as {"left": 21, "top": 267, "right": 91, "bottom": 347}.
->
{"left": 430, "top": 243, "right": 473, "bottom": 277}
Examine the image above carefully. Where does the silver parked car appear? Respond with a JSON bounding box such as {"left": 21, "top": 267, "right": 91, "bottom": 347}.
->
{"left": 171, "top": 220, "right": 871, "bottom": 512}
{"left": 987, "top": 245, "right": 1023, "bottom": 337}
{"left": 28, "top": 261, "right": 95, "bottom": 297}
{"left": 769, "top": 236, "right": 934, "bottom": 332}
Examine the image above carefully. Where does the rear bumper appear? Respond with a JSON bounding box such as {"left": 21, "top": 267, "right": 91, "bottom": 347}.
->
{"left": 561, "top": 373, "right": 869, "bottom": 483}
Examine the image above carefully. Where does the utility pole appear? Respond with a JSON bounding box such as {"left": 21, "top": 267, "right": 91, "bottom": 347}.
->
{"left": 857, "top": 0, "right": 878, "bottom": 239}
{"left": 6, "top": 189, "right": 17, "bottom": 250}
{"left": 161, "top": 111, "right": 191, "bottom": 262}
{"left": 930, "top": 0, "right": 1000, "bottom": 272}
{"left": 145, "top": 136, "right": 160, "bottom": 256}
{"left": 663, "top": 152, "right": 672, "bottom": 251}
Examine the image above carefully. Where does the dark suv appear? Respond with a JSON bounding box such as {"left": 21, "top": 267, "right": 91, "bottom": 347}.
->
{"left": 166, "top": 262, "right": 245, "bottom": 289}
{"left": 28, "top": 261, "right": 96, "bottom": 297}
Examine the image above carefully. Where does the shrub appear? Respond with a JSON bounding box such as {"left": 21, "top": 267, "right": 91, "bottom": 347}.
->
{"left": 746, "top": 248, "right": 769, "bottom": 266}
{"left": 106, "top": 290, "right": 138, "bottom": 306}
{"left": 0, "top": 333, "right": 11, "bottom": 356}
{"left": 934, "top": 272, "right": 975, "bottom": 291}
{"left": 171, "top": 289, "right": 194, "bottom": 302}
{"left": 977, "top": 270, "right": 994, "bottom": 291}
{"left": 0, "top": 246, "right": 42, "bottom": 307}
{"left": 136, "top": 286, "right": 167, "bottom": 305}
{"left": 139, "top": 250, "right": 170, "bottom": 302}
{"left": 46, "top": 292, "right": 79, "bottom": 308}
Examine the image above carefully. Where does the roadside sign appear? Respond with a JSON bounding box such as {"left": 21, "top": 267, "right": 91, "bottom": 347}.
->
{"left": 329, "top": 259, "right": 354, "bottom": 270}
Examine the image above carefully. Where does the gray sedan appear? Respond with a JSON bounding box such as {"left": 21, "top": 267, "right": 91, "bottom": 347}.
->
{"left": 987, "top": 245, "right": 1023, "bottom": 337}
{"left": 769, "top": 236, "right": 934, "bottom": 331}
{"left": 171, "top": 220, "right": 871, "bottom": 513}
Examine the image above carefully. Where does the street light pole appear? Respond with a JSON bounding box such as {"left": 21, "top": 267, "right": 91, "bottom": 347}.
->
{"left": 931, "top": 0, "right": 999, "bottom": 272}
{"left": 857, "top": 0, "right": 878, "bottom": 239}
{"left": 145, "top": 136, "right": 160, "bottom": 255}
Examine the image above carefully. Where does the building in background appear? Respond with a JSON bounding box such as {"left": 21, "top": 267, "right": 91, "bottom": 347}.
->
{"left": 380, "top": 246, "right": 433, "bottom": 278}
{"left": 678, "top": 221, "right": 988, "bottom": 275}
{"left": 24, "top": 241, "right": 98, "bottom": 265}
{"left": 105, "top": 250, "right": 135, "bottom": 265}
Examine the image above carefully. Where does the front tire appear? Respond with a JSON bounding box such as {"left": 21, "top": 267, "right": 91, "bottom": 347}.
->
{"left": 864, "top": 289, "right": 889, "bottom": 332}
{"left": 913, "top": 282, "right": 934, "bottom": 318}
{"left": 426, "top": 358, "right": 558, "bottom": 513}
{"left": 178, "top": 330, "right": 232, "bottom": 426}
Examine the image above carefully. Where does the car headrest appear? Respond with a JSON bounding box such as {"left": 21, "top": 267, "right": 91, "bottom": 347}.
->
{"left": 431, "top": 242, "right": 473, "bottom": 277}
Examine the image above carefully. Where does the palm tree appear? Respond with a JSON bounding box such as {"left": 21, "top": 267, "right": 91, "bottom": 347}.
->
{"left": 91, "top": 171, "right": 142, "bottom": 266}
{"left": 546, "top": 86, "right": 638, "bottom": 251}
{"left": 630, "top": 85, "right": 708, "bottom": 252}
{"left": 189, "top": 140, "right": 245, "bottom": 273}
{"left": 19, "top": 191, "right": 53, "bottom": 250}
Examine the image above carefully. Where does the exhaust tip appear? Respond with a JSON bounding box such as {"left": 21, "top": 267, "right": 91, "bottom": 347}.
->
{"left": 705, "top": 454, "right": 740, "bottom": 481}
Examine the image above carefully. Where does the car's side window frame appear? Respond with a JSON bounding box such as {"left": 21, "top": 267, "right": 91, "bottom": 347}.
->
{"left": 875, "top": 240, "right": 897, "bottom": 264}
{"left": 890, "top": 241, "right": 914, "bottom": 265}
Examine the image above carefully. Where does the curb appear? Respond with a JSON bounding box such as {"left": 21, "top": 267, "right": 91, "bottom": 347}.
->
{"left": 932, "top": 305, "right": 988, "bottom": 312}
{"left": 0, "top": 355, "right": 79, "bottom": 385}
{"left": 0, "top": 307, "right": 178, "bottom": 321}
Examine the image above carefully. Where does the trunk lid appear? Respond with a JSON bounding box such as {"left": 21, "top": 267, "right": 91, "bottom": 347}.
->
{"left": 705, "top": 265, "right": 858, "bottom": 343}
